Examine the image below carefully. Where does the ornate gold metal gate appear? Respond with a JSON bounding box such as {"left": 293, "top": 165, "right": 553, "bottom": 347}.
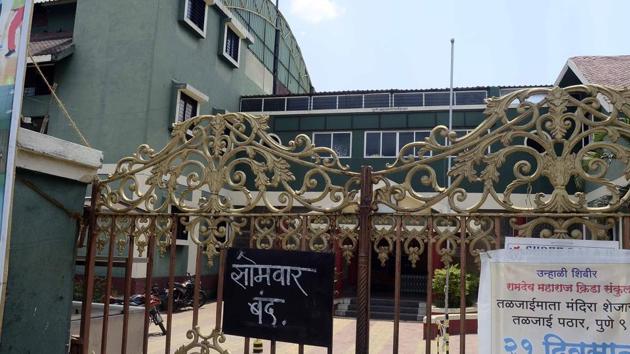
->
{"left": 79, "top": 85, "right": 630, "bottom": 354}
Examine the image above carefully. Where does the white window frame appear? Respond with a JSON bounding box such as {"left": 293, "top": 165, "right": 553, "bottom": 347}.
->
{"left": 312, "top": 131, "right": 352, "bottom": 158}
{"left": 363, "top": 130, "right": 433, "bottom": 159}
{"left": 182, "top": 0, "right": 209, "bottom": 38}
{"left": 222, "top": 22, "right": 244, "bottom": 67}
{"left": 174, "top": 84, "right": 209, "bottom": 125}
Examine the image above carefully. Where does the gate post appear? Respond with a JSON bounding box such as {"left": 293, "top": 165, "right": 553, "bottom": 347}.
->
{"left": 356, "top": 166, "right": 373, "bottom": 353}
{"left": 79, "top": 180, "right": 99, "bottom": 354}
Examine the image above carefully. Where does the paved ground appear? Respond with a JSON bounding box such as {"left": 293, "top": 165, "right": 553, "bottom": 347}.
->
{"left": 148, "top": 302, "right": 478, "bottom": 354}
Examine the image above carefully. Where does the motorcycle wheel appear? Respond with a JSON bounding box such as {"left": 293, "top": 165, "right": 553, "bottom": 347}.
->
{"left": 172, "top": 288, "right": 185, "bottom": 311}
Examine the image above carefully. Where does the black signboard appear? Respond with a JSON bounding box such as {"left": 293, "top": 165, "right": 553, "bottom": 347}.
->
{"left": 222, "top": 248, "right": 334, "bottom": 347}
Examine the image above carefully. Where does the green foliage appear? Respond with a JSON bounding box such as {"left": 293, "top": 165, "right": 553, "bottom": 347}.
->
{"left": 431, "top": 265, "right": 479, "bottom": 308}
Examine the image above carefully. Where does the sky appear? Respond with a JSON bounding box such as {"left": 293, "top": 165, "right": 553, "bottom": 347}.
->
{"left": 280, "top": 0, "right": 629, "bottom": 92}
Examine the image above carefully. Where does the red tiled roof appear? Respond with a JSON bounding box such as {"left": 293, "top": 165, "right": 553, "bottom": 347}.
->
{"left": 569, "top": 55, "right": 630, "bottom": 89}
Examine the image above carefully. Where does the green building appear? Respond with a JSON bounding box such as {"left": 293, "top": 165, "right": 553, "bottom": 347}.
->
{"left": 21, "top": 0, "right": 312, "bottom": 294}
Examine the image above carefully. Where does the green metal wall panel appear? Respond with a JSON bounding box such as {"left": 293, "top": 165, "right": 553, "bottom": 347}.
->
{"left": 407, "top": 112, "right": 436, "bottom": 128}
{"left": 380, "top": 113, "right": 406, "bottom": 128}
{"left": 465, "top": 111, "right": 485, "bottom": 126}
{"left": 352, "top": 114, "right": 379, "bottom": 129}
{"left": 0, "top": 169, "right": 87, "bottom": 354}
{"left": 326, "top": 115, "right": 352, "bottom": 129}
{"left": 274, "top": 116, "right": 299, "bottom": 131}
{"left": 299, "top": 116, "right": 325, "bottom": 130}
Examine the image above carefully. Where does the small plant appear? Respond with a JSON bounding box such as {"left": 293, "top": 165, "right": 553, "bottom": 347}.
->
{"left": 431, "top": 264, "right": 479, "bottom": 308}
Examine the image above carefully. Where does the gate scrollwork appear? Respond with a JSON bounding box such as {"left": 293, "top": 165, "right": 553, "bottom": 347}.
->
{"left": 89, "top": 85, "right": 630, "bottom": 353}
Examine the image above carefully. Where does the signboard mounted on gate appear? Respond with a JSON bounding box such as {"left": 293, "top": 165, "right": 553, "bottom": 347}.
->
{"left": 479, "top": 249, "right": 630, "bottom": 354}
{"left": 504, "top": 237, "right": 620, "bottom": 250}
{"left": 222, "top": 248, "right": 335, "bottom": 347}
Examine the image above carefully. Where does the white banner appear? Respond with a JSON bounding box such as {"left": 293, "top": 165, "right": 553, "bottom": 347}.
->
{"left": 504, "top": 237, "right": 619, "bottom": 250}
{"left": 479, "top": 249, "right": 630, "bottom": 354}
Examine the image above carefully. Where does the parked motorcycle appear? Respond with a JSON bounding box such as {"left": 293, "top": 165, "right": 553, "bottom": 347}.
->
{"left": 110, "top": 288, "right": 167, "bottom": 335}
{"left": 158, "top": 273, "right": 208, "bottom": 311}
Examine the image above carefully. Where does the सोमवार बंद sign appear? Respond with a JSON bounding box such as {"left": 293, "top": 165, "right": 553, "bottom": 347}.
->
{"left": 222, "top": 247, "right": 334, "bottom": 348}
{"left": 479, "top": 248, "right": 630, "bottom": 354}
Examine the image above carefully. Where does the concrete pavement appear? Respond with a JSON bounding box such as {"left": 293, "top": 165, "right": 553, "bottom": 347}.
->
{"left": 148, "top": 302, "right": 478, "bottom": 353}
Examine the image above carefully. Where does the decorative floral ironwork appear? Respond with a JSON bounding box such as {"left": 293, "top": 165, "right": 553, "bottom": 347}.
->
{"left": 90, "top": 85, "right": 630, "bottom": 354}
{"left": 375, "top": 85, "right": 630, "bottom": 213}
{"left": 336, "top": 214, "right": 359, "bottom": 264}
{"left": 175, "top": 326, "right": 229, "bottom": 354}
{"left": 466, "top": 216, "right": 496, "bottom": 263}
{"left": 113, "top": 215, "right": 133, "bottom": 255}
{"left": 185, "top": 216, "right": 247, "bottom": 266}
{"left": 97, "top": 113, "right": 360, "bottom": 214}
{"left": 278, "top": 215, "right": 304, "bottom": 251}
{"left": 94, "top": 215, "right": 112, "bottom": 254}
{"left": 509, "top": 216, "right": 616, "bottom": 239}
{"left": 371, "top": 215, "right": 396, "bottom": 266}
{"left": 401, "top": 215, "right": 429, "bottom": 268}
{"left": 432, "top": 216, "right": 461, "bottom": 265}
{"left": 307, "top": 215, "right": 332, "bottom": 252}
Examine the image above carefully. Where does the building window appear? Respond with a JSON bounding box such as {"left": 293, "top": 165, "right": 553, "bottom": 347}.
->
{"left": 222, "top": 24, "right": 241, "bottom": 67}
{"left": 173, "top": 83, "right": 209, "bottom": 126}
{"left": 177, "top": 92, "right": 198, "bottom": 123}
{"left": 313, "top": 132, "right": 351, "bottom": 158}
{"left": 183, "top": 0, "right": 207, "bottom": 37}
{"left": 24, "top": 65, "right": 55, "bottom": 96}
{"left": 364, "top": 131, "right": 433, "bottom": 158}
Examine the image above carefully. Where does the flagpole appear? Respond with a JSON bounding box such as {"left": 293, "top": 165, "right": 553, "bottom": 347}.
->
{"left": 447, "top": 38, "right": 455, "bottom": 186}
{"left": 442, "top": 37, "right": 455, "bottom": 354}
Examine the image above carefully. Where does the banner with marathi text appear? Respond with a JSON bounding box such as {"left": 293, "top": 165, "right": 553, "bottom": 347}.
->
{"left": 479, "top": 249, "right": 630, "bottom": 354}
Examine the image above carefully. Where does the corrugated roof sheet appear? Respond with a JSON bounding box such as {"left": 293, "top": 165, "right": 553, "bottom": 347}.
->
{"left": 29, "top": 32, "right": 73, "bottom": 58}
{"left": 569, "top": 55, "right": 630, "bottom": 88}
{"left": 242, "top": 84, "right": 551, "bottom": 98}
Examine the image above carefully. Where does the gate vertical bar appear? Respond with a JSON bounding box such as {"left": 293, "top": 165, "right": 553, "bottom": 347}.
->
{"left": 393, "top": 215, "right": 402, "bottom": 354}
{"left": 245, "top": 217, "right": 255, "bottom": 354}
{"left": 79, "top": 180, "right": 99, "bottom": 354}
{"left": 192, "top": 246, "right": 202, "bottom": 326}
{"left": 143, "top": 220, "right": 157, "bottom": 354}
{"left": 165, "top": 216, "right": 178, "bottom": 354}
{"left": 494, "top": 217, "right": 502, "bottom": 249}
{"left": 299, "top": 215, "right": 308, "bottom": 354}
{"left": 356, "top": 166, "right": 373, "bottom": 354}
{"left": 425, "top": 216, "right": 433, "bottom": 354}
{"left": 100, "top": 217, "right": 117, "bottom": 354}
{"left": 624, "top": 216, "right": 630, "bottom": 249}
{"left": 328, "top": 215, "right": 335, "bottom": 354}
{"left": 459, "top": 216, "right": 467, "bottom": 354}
{"left": 121, "top": 220, "right": 136, "bottom": 354}
{"left": 215, "top": 247, "right": 227, "bottom": 335}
